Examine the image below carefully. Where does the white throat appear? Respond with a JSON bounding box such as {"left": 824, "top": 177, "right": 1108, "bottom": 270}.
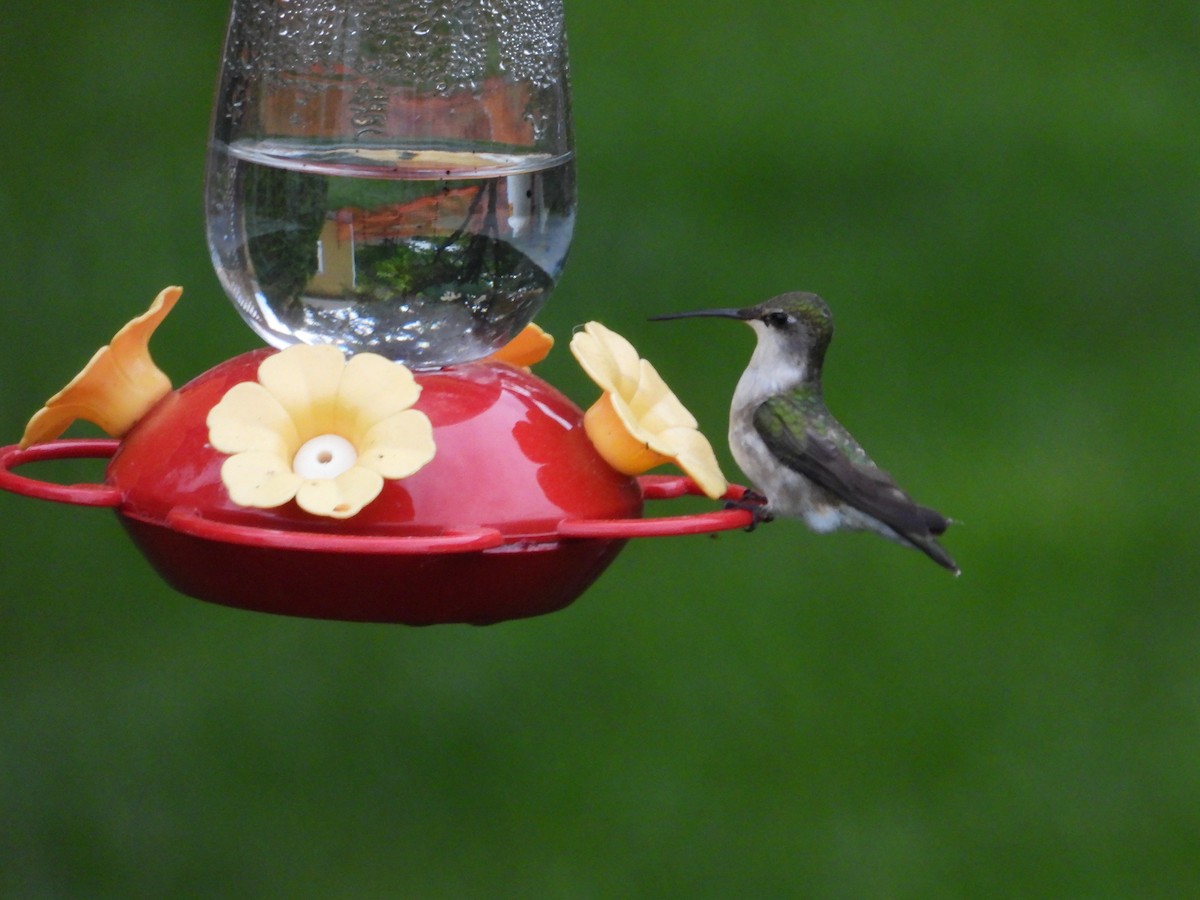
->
{"left": 731, "top": 322, "right": 809, "bottom": 410}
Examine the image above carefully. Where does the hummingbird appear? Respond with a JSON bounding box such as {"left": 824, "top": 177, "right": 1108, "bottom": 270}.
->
{"left": 652, "top": 292, "right": 958, "bottom": 574}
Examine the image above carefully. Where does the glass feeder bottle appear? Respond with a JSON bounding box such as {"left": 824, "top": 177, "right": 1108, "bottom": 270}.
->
{"left": 205, "top": 0, "right": 576, "bottom": 368}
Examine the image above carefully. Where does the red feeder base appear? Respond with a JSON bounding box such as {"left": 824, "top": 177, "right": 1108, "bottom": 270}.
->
{"left": 0, "top": 352, "right": 755, "bottom": 625}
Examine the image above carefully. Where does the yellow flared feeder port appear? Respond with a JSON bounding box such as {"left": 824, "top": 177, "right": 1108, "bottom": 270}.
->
{"left": 206, "top": 344, "right": 436, "bottom": 519}
{"left": 570, "top": 321, "right": 729, "bottom": 500}
{"left": 20, "top": 286, "right": 180, "bottom": 449}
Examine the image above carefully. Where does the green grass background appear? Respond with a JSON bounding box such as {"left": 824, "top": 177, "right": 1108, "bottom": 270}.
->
{"left": 2, "top": 2, "right": 1199, "bottom": 896}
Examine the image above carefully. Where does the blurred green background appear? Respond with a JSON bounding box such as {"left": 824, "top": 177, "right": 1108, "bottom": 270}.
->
{"left": 2, "top": 1, "right": 1199, "bottom": 896}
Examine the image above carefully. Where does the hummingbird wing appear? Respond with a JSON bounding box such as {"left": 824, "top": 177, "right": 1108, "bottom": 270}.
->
{"left": 753, "top": 397, "right": 957, "bottom": 571}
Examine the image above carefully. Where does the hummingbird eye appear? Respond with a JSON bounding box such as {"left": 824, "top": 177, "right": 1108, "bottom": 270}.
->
{"left": 763, "top": 311, "right": 792, "bottom": 329}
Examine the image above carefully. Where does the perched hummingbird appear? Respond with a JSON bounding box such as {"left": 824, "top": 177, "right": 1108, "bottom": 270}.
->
{"left": 652, "top": 292, "right": 958, "bottom": 574}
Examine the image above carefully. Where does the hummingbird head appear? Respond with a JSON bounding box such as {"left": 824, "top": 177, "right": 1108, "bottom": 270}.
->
{"left": 652, "top": 292, "right": 834, "bottom": 384}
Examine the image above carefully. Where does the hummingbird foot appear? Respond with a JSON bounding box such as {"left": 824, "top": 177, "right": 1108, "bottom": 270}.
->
{"left": 724, "top": 490, "right": 774, "bottom": 532}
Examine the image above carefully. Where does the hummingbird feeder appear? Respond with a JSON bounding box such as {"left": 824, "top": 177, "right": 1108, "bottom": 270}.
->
{"left": 0, "top": 0, "right": 755, "bottom": 625}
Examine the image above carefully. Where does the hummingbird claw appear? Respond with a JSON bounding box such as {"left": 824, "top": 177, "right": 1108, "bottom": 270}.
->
{"left": 723, "top": 490, "right": 773, "bottom": 532}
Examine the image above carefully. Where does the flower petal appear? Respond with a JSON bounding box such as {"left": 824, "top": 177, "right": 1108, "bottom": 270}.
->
{"left": 570, "top": 321, "right": 729, "bottom": 496}
{"left": 295, "top": 466, "right": 384, "bottom": 519}
{"left": 627, "top": 359, "right": 699, "bottom": 433}
{"left": 604, "top": 388, "right": 686, "bottom": 459}
{"left": 357, "top": 409, "right": 436, "bottom": 479}
{"left": 206, "top": 381, "right": 299, "bottom": 458}
{"left": 570, "top": 322, "right": 641, "bottom": 397}
{"left": 219, "top": 451, "right": 303, "bottom": 509}
{"left": 660, "top": 426, "right": 728, "bottom": 499}
{"left": 257, "top": 344, "right": 347, "bottom": 436}
{"left": 108, "top": 285, "right": 180, "bottom": 371}
{"left": 334, "top": 352, "right": 421, "bottom": 441}
{"left": 21, "top": 399, "right": 106, "bottom": 449}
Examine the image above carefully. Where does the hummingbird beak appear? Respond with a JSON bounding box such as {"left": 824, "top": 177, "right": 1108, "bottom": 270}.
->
{"left": 649, "top": 307, "right": 753, "bottom": 322}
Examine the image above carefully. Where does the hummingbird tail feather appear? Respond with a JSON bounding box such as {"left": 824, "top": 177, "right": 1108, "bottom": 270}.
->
{"left": 904, "top": 532, "right": 960, "bottom": 575}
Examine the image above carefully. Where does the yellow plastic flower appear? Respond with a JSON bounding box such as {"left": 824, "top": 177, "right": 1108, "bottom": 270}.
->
{"left": 486, "top": 322, "right": 554, "bottom": 368}
{"left": 207, "top": 345, "right": 436, "bottom": 519}
{"left": 20, "top": 285, "right": 180, "bottom": 449}
{"left": 569, "top": 321, "right": 728, "bottom": 499}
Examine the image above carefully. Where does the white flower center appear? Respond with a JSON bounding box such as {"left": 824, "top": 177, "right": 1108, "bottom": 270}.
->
{"left": 293, "top": 434, "right": 358, "bottom": 480}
